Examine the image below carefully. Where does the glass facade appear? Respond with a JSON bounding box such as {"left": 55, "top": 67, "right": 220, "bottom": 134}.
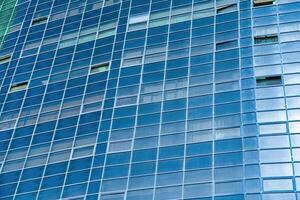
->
{"left": 0, "top": 0, "right": 300, "bottom": 199}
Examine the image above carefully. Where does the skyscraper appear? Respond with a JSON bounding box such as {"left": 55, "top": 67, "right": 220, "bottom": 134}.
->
{"left": 0, "top": 0, "right": 299, "bottom": 199}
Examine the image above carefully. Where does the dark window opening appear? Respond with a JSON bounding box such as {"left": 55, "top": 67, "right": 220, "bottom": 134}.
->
{"left": 256, "top": 76, "right": 282, "bottom": 86}
{"left": 0, "top": 55, "right": 11, "bottom": 64}
{"left": 253, "top": 0, "right": 274, "bottom": 7}
{"left": 32, "top": 17, "right": 48, "bottom": 25}
{"left": 216, "top": 40, "right": 238, "bottom": 51}
{"left": 217, "top": 4, "right": 237, "bottom": 14}
{"left": 254, "top": 35, "right": 278, "bottom": 44}
{"left": 10, "top": 82, "right": 28, "bottom": 92}
{"left": 90, "top": 62, "right": 109, "bottom": 74}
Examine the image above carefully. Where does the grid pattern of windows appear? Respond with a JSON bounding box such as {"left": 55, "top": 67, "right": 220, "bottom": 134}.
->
{"left": 0, "top": 0, "right": 299, "bottom": 200}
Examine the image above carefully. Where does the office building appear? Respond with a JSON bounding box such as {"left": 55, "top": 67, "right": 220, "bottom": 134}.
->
{"left": 0, "top": 0, "right": 300, "bottom": 199}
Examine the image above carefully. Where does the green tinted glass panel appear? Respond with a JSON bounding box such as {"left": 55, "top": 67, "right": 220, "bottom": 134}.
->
{"left": 0, "top": 0, "right": 18, "bottom": 48}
